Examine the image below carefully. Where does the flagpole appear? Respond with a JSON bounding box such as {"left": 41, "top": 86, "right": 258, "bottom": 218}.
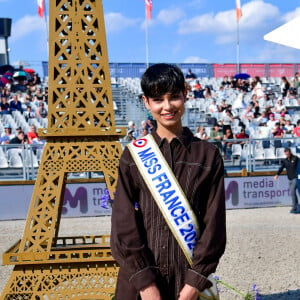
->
{"left": 145, "top": 11, "right": 149, "bottom": 68}
{"left": 44, "top": 0, "right": 49, "bottom": 55}
{"left": 236, "top": 18, "right": 240, "bottom": 74}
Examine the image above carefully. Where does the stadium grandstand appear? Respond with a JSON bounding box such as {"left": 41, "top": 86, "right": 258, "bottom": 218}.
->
{"left": 1, "top": 62, "right": 300, "bottom": 180}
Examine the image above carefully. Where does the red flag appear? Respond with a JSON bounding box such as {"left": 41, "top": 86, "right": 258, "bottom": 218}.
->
{"left": 37, "top": 0, "right": 45, "bottom": 18}
{"left": 145, "top": 0, "right": 153, "bottom": 20}
{"left": 236, "top": 0, "right": 242, "bottom": 21}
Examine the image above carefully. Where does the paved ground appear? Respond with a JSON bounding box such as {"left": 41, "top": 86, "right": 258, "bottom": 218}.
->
{"left": 0, "top": 207, "right": 300, "bottom": 299}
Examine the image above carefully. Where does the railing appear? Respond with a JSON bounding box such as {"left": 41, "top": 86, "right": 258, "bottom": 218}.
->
{"left": 0, "top": 137, "right": 298, "bottom": 180}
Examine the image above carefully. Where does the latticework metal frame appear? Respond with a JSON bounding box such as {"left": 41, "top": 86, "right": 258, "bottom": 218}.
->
{"left": 1, "top": 1, "right": 124, "bottom": 299}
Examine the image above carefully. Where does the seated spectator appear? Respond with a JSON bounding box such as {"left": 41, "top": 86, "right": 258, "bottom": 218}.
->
{"left": 251, "top": 76, "right": 264, "bottom": 98}
{"left": 216, "top": 85, "right": 227, "bottom": 99}
{"left": 23, "top": 90, "right": 33, "bottom": 107}
{"left": 9, "top": 94, "right": 23, "bottom": 113}
{"left": 292, "top": 72, "right": 299, "bottom": 92}
{"left": 254, "top": 111, "right": 268, "bottom": 125}
{"left": 32, "top": 136, "right": 45, "bottom": 147}
{"left": 32, "top": 73, "right": 42, "bottom": 85}
{"left": 35, "top": 87, "right": 45, "bottom": 102}
{"left": 232, "top": 93, "right": 247, "bottom": 111}
{"left": 229, "top": 75, "right": 236, "bottom": 88}
{"left": 257, "top": 122, "right": 272, "bottom": 148}
{"left": 17, "top": 126, "right": 28, "bottom": 142}
{"left": 220, "top": 109, "right": 234, "bottom": 134}
{"left": 185, "top": 82, "right": 194, "bottom": 101}
{"left": 278, "top": 113, "right": 287, "bottom": 126}
{"left": 32, "top": 95, "right": 45, "bottom": 108}
{"left": 9, "top": 130, "right": 26, "bottom": 146}
{"left": 287, "top": 87, "right": 298, "bottom": 103}
{"left": 242, "top": 105, "right": 255, "bottom": 122}
{"left": 123, "top": 129, "right": 136, "bottom": 142}
{"left": 240, "top": 79, "right": 250, "bottom": 92}
{"left": 273, "top": 99, "right": 287, "bottom": 114}
{"left": 0, "top": 124, "right": 15, "bottom": 144}
{"left": 136, "top": 120, "right": 148, "bottom": 138}
{"left": 203, "top": 85, "right": 214, "bottom": 100}
{"left": 195, "top": 126, "right": 209, "bottom": 140}
{"left": 221, "top": 75, "right": 231, "bottom": 88}
{"left": 127, "top": 120, "right": 138, "bottom": 139}
{"left": 31, "top": 135, "right": 45, "bottom": 155}
{"left": 208, "top": 100, "right": 219, "bottom": 119}
{"left": 146, "top": 117, "right": 156, "bottom": 132}
{"left": 193, "top": 81, "right": 204, "bottom": 99}
{"left": 283, "top": 119, "right": 295, "bottom": 135}
{"left": 282, "top": 119, "right": 295, "bottom": 147}
{"left": 222, "top": 128, "right": 236, "bottom": 159}
{"left": 250, "top": 94, "right": 259, "bottom": 108}
{"left": 272, "top": 122, "right": 284, "bottom": 149}
{"left": 236, "top": 128, "right": 249, "bottom": 148}
{"left": 236, "top": 128, "right": 249, "bottom": 140}
{"left": 281, "top": 76, "right": 290, "bottom": 98}
{"left": 210, "top": 124, "right": 223, "bottom": 151}
{"left": 140, "top": 127, "right": 149, "bottom": 137}
{"left": 26, "top": 125, "right": 38, "bottom": 144}
{"left": 23, "top": 105, "right": 36, "bottom": 122}
{"left": 253, "top": 106, "right": 261, "bottom": 119}
{"left": 35, "top": 102, "right": 48, "bottom": 119}
{"left": 266, "top": 113, "right": 277, "bottom": 129}
{"left": 11, "top": 79, "right": 27, "bottom": 93}
{"left": 218, "top": 99, "right": 229, "bottom": 112}
{"left": 185, "top": 68, "right": 197, "bottom": 80}
{"left": 292, "top": 120, "right": 300, "bottom": 137}
{"left": 0, "top": 96, "right": 11, "bottom": 115}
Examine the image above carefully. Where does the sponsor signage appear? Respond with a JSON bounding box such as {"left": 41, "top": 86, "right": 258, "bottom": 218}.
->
{"left": 225, "top": 176, "right": 291, "bottom": 209}
{"left": 269, "top": 64, "right": 295, "bottom": 78}
{"left": 0, "top": 182, "right": 111, "bottom": 220}
{"left": 0, "top": 176, "right": 292, "bottom": 220}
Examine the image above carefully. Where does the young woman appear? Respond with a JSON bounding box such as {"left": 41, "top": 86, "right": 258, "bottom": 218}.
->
{"left": 111, "top": 64, "right": 226, "bottom": 300}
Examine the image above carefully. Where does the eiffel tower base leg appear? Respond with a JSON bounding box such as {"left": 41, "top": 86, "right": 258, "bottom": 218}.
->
{"left": 1, "top": 262, "right": 118, "bottom": 300}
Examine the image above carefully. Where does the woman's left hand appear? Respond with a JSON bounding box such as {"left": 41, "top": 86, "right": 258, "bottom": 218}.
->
{"left": 178, "top": 284, "right": 199, "bottom": 300}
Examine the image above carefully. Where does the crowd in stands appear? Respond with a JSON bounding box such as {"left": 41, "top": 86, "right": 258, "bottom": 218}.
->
{"left": 183, "top": 69, "right": 300, "bottom": 160}
{"left": 0, "top": 67, "right": 47, "bottom": 168}
{"left": 1, "top": 64, "right": 300, "bottom": 169}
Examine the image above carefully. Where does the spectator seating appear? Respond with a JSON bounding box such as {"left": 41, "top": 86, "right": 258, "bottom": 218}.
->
{"left": 1, "top": 75, "right": 300, "bottom": 178}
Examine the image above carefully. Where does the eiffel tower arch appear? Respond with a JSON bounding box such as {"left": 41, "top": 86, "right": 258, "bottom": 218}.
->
{"left": 1, "top": 1, "right": 124, "bottom": 299}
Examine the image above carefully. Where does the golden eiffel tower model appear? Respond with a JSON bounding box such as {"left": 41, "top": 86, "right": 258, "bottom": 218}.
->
{"left": 1, "top": 1, "right": 125, "bottom": 299}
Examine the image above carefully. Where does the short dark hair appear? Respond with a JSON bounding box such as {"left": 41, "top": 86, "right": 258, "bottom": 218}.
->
{"left": 284, "top": 147, "right": 291, "bottom": 153}
{"left": 141, "top": 63, "right": 185, "bottom": 98}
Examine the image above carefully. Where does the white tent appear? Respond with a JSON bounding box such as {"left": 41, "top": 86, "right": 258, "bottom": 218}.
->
{"left": 264, "top": 16, "right": 300, "bottom": 50}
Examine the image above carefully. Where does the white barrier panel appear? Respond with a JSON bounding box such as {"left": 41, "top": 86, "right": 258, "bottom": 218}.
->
{"left": 0, "top": 182, "right": 111, "bottom": 220}
{"left": 225, "top": 176, "right": 291, "bottom": 209}
{"left": 0, "top": 176, "right": 292, "bottom": 220}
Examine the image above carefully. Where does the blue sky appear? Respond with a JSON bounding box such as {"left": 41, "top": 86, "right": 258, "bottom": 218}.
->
{"left": 1, "top": 0, "right": 300, "bottom": 76}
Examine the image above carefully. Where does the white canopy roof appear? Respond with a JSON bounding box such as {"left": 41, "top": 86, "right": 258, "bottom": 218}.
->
{"left": 264, "top": 16, "right": 300, "bottom": 50}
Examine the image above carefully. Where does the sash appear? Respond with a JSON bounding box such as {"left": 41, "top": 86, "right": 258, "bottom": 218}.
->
{"left": 127, "top": 134, "right": 219, "bottom": 300}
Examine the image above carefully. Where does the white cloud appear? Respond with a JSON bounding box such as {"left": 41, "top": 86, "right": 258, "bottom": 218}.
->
{"left": 186, "top": 0, "right": 204, "bottom": 9}
{"left": 281, "top": 7, "right": 300, "bottom": 23}
{"left": 254, "top": 43, "right": 300, "bottom": 63}
{"left": 11, "top": 15, "right": 45, "bottom": 42}
{"left": 104, "top": 12, "right": 139, "bottom": 33}
{"left": 178, "top": 0, "right": 279, "bottom": 36}
{"left": 183, "top": 56, "right": 209, "bottom": 63}
{"left": 156, "top": 8, "right": 185, "bottom": 25}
